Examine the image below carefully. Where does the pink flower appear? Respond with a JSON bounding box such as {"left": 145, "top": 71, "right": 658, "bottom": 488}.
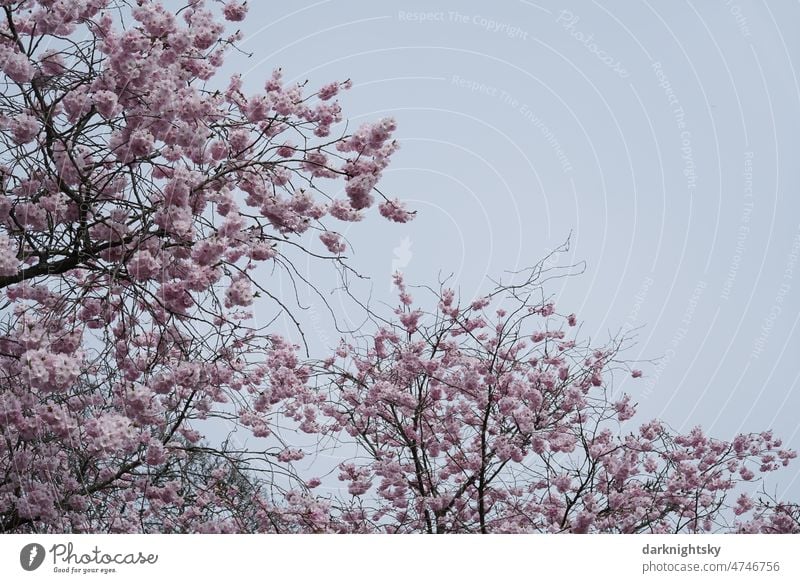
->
{"left": 10, "top": 113, "right": 39, "bottom": 143}
{"left": 248, "top": 241, "right": 276, "bottom": 261}
{"left": 63, "top": 86, "right": 92, "bottom": 120}
{"left": 344, "top": 175, "right": 377, "bottom": 210}
{"left": 127, "top": 128, "right": 155, "bottom": 158}
{"left": 191, "top": 238, "right": 225, "bottom": 266}
{"left": 85, "top": 414, "right": 136, "bottom": 455}
{"left": 329, "top": 199, "right": 363, "bottom": 222}
{"left": 223, "top": 1, "right": 248, "bottom": 22}
{"left": 209, "top": 139, "right": 228, "bottom": 160}
{"left": 318, "top": 82, "right": 339, "bottom": 101}
{"left": 158, "top": 280, "right": 194, "bottom": 314}
{"left": 614, "top": 395, "right": 636, "bottom": 420}
{"left": 126, "top": 250, "right": 161, "bottom": 281}
{"left": 277, "top": 448, "right": 305, "bottom": 462}
{"left": 0, "top": 46, "right": 34, "bottom": 83}
{"left": 145, "top": 442, "right": 167, "bottom": 466}
{"left": 225, "top": 275, "right": 254, "bottom": 308}
{"left": 338, "top": 463, "right": 372, "bottom": 496}
{"left": 553, "top": 474, "right": 572, "bottom": 493}
{"left": 228, "top": 128, "right": 252, "bottom": 152}
{"left": 244, "top": 95, "right": 269, "bottom": 122}
{"left": 734, "top": 493, "right": 754, "bottom": 515}
{"left": 320, "top": 231, "right": 346, "bottom": 254}
{"left": 470, "top": 296, "right": 491, "bottom": 310}
{"left": 399, "top": 310, "right": 423, "bottom": 333}
{"left": 14, "top": 202, "right": 48, "bottom": 230}
{"left": 276, "top": 142, "right": 295, "bottom": 158}
{"left": 188, "top": 8, "right": 225, "bottom": 49}
{"left": 0, "top": 234, "right": 20, "bottom": 276}
{"left": 92, "top": 90, "right": 120, "bottom": 118}
{"left": 39, "top": 50, "right": 66, "bottom": 76}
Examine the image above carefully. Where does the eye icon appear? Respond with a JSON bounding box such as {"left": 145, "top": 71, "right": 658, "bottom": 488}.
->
{"left": 20, "top": 543, "right": 46, "bottom": 571}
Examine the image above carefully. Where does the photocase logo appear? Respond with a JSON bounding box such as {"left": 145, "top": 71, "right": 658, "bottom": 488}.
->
{"left": 20, "top": 543, "right": 46, "bottom": 571}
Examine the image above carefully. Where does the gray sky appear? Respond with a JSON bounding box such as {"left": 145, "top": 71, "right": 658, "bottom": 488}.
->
{"left": 222, "top": 1, "right": 800, "bottom": 501}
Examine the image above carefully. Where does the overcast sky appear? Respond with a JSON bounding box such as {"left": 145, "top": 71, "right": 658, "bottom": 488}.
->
{"left": 219, "top": 0, "right": 800, "bottom": 501}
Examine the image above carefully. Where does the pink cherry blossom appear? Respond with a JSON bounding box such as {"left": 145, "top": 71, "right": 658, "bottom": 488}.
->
{"left": 0, "top": 0, "right": 795, "bottom": 537}
{"left": 223, "top": 1, "right": 248, "bottom": 22}
{"left": 304, "top": 270, "right": 798, "bottom": 533}
{"left": 0, "top": 234, "right": 20, "bottom": 276}
{"left": 0, "top": 0, "right": 409, "bottom": 535}
{"left": 319, "top": 231, "right": 347, "bottom": 254}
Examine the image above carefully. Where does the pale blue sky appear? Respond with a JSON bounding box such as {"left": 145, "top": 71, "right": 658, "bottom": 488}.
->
{"left": 220, "top": 1, "right": 800, "bottom": 500}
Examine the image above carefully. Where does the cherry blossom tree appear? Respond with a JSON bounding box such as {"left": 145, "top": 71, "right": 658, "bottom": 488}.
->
{"left": 0, "top": 0, "right": 797, "bottom": 535}
{"left": 0, "top": 0, "right": 410, "bottom": 533}
{"left": 301, "top": 257, "right": 799, "bottom": 533}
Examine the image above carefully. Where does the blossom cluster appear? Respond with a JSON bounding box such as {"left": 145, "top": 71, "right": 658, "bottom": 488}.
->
{"left": 305, "top": 274, "right": 798, "bottom": 533}
{"left": 0, "top": 0, "right": 409, "bottom": 533}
